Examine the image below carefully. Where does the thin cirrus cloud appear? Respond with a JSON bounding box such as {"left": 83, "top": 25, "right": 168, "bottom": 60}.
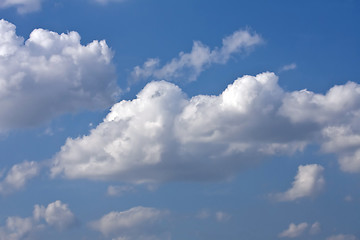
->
{"left": 0, "top": 0, "right": 129, "bottom": 13}
{"left": 90, "top": 206, "right": 169, "bottom": 238}
{"left": 131, "top": 29, "right": 263, "bottom": 83}
{"left": 0, "top": 0, "right": 42, "bottom": 14}
{"left": 326, "top": 234, "right": 358, "bottom": 240}
{"left": 51, "top": 71, "right": 360, "bottom": 183}
{"left": 0, "top": 200, "right": 76, "bottom": 240}
{"left": 0, "top": 161, "right": 40, "bottom": 195}
{"left": 273, "top": 164, "right": 325, "bottom": 201}
{"left": 0, "top": 19, "right": 119, "bottom": 132}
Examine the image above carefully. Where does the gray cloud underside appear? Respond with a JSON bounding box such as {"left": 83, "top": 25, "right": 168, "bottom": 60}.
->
{"left": 51, "top": 72, "right": 360, "bottom": 182}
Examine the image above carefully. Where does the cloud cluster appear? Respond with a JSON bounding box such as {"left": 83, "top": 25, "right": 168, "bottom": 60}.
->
{"left": 0, "top": 161, "right": 40, "bottom": 195}
{"left": 279, "top": 221, "right": 320, "bottom": 238}
{"left": 90, "top": 206, "right": 168, "bottom": 238}
{"left": 131, "top": 29, "right": 262, "bottom": 82}
{"left": 274, "top": 164, "right": 325, "bottom": 201}
{"left": 51, "top": 72, "right": 360, "bottom": 183}
{"left": 0, "top": 200, "right": 76, "bottom": 240}
{"left": 0, "top": 0, "right": 42, "bottom": 13}
{"left": 279, "top": 222, "right": 308, "bottom": 238}
{"left": 33, "top": 200, "right": 77, "bottom": 230}
{"left": 0, "top": 19, "right": 119, "bottom": 132}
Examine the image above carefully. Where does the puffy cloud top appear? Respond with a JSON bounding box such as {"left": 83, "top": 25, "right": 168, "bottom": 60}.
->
{"left": 51, "top": 72, "right": 360, "bottom": 183}
{"left": 0, "top": 19, "right": 119, "bottom": 132}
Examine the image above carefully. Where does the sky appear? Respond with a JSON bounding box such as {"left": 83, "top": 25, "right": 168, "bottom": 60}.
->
{"left": 0, "top": 0, "right": 360, "bottom": 239}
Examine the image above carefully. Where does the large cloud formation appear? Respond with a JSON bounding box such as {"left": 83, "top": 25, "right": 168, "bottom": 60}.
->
{"left": 51, "top": 72, "right": 360, "bottom": 182}
{"left": 0, "top": 19, "right": 119, "bottom": 131}
{"left": 131, "top": 29, "right": 262, "bottom": 82}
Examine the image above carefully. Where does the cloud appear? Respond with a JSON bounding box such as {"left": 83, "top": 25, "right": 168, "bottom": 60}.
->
{"left": 131, "top": 29, "right": 262, "bottom": 82}
{"left": 33, "top": 200, "right": 77, "bottom": 230}
{"left": 90, "top": 206, "right": 168, "bottom": 236}
{"left": 279, "top": 63, "right": 297, "bottom": 72}
{"left": 0, "top": 161, "right": 40, "bottom": 195}
{"left": 0, "top": 0, "right": 42, "bottom": 13}
{"left": 327, "top": 234, "right": 358, "bottom": 240}
{"left": 274, "top": 164, "right": 325, "bottom": 201}
{"left": 51, "top": 72, "right": 360, "bottom": 183}
{"left": 0, "top": 216, "right": 40, "bottom": 240}
{"left": 107, "top": 185, "right": 135, "bottom": 196}
{"left": 0, "top": 200, "right": 76, "bottom": 240}
{"left": 0, "top": 19, "right": 119, "bottom": 132}
{"left": 278, "top": 222, "right": 308, "bottom": 238}
{"left": 309, "top": 221, "right": 321, "bottom": 235}
{"left": 215, "top": 211, "right": 231, "bottom": 222}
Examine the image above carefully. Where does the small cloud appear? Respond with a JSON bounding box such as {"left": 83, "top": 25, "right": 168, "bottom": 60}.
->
{"left": 0, "top": 161, "right": 40, "bottom": 195}
{"left": 344, "top": 195, "right": 353, "bottom": 202}
{"left": 131, "top": 29, "right": 262, "bottom": 83}
{"left": 215, "top": 211, "right": 231, "bottom": 222}
{"left": 309, "top": 222, "right": 321, "bottom": 235}
{"left": 272, "top": 164, "right": 325, "bottom": 201}
{"left": 279, "top": 222, "right": 308, "bottom": 238}
{"left": 107, "top": 185, "right": 135, "bottom": 196}
{"left": 90, "top": 206, "right": 169, "bottom": 236}
{"left": 279, "top": 63, "right": 297, "bottom": 72}
{"left": 196, "top": 209, "right": 211, "bottom": 219}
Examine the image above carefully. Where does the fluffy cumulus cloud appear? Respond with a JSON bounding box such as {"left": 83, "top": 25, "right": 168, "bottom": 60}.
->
{"left": 90, "top": 206, "right": 168, "bottom": 238}
{"left": 51, "top": 72, "right": 360, "bottom": 183}
{"left": 0, "top": 19, "right": 119, "bottom": 132}
{"left": 131, "top": 29, "right": 262, "bottom": 82}
{"left": 278, "top": 222, "right": 308, "bottom": 238}
{"left": 0, "top": 200, "right": 76, "bottom": 240}
{"left": 0, "top": 161, "right": 40, "bottom": 195}
{"left": 0, "top": 0, "right": 42, "bottom": 13}
{"left": 274, "top": 164, "right": 325, "bottom": 201}
{"left": 33, "top": 200, "right": 77, "bottom": 230}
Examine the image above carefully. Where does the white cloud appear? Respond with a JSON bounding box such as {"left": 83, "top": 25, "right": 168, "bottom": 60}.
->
{"left": 278, "top": 222, "right": 308, "bottom": 238}
{"left": 279, "top": 63, "right": 297, "bottom": 72}
{"left": 274, "top": 164, "right": 325, "bottom": 201}
{"left": 0, "top": 0, "right": 42, "bottom": 13}
{"left": 0, "top": 200, "right": 76, "bottom": 240}
{"left": 107, "top": 185, "right": 135, "bottom": 196}
{"left": 33, "top": 200, "right": 77, "bottom": 230}
{"left": 51, "top": 71, "right": 360, "bottom": 183}
{"left": 327, "top": 234, "right": 358, "bottom": 240}
{"left": 0, "top": 216, "right": 40, "bottom": 240}
{"left": 309, "top": 221, "right": 321, "bottom": 235}
{"left": 0, "top": 161, "right": 40, "bottom": 195}
{"left": 131, "top": 29, "right": 262, "bottom": 82}
{"left": 0, "top": 19, "right": 119, "bottom": 132}
{"left": 215, "top": 211, "right": 231, "bottom": 222}
{"left": 90, "top": 206, "right": 168, "bottom": 236}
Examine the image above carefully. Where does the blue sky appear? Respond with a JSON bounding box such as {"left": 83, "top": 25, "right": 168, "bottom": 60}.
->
{"left": 0, "top": 0, "right": 360, "bottom": 239}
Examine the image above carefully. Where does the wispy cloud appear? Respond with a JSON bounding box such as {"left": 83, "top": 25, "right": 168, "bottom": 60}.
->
{"left": 131, "top": 29, "right": 263, "bottom": 83}
{"left": 279, "top": 63, "right": 297, "bottom": 72}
